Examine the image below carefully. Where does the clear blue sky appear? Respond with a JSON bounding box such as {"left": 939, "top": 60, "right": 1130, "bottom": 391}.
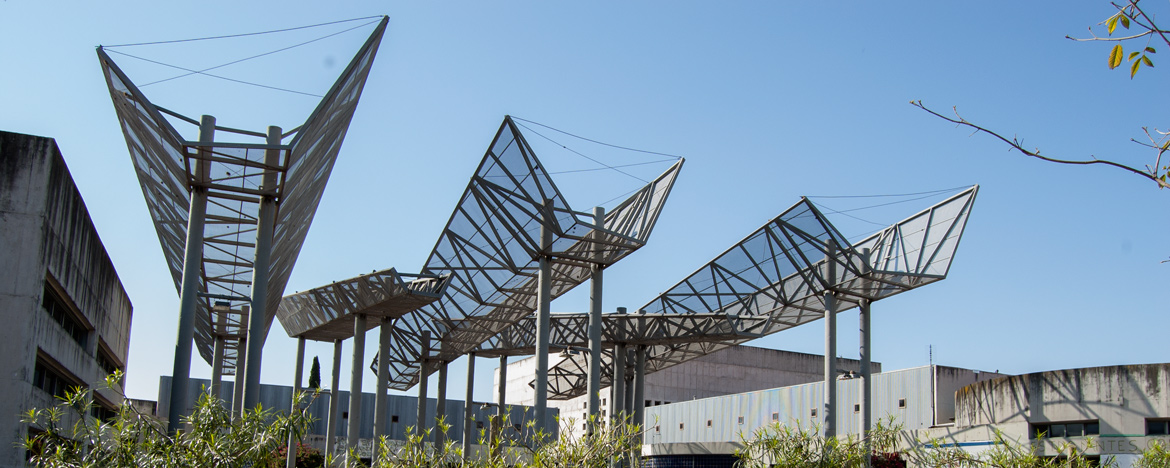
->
{"left": 2, "top": 2, "right": 1166, "bottom": 404}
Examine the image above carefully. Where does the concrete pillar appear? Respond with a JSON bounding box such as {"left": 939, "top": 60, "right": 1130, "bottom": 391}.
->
{"left": 373, "top": 318, "right": 391, "bottom": 446}
{"left": 587, "top": 206, "right": 605, "bottom": 436}
{"left": 167, "top": 114, "right": 213, "bottom": 434}
{"left": 346, "top": 314, "right": 367, "bottom": 458}
{"left": 463, "top": 353, "right": 476, "bottom": 458}
{"left": 325, "top": 339, "right": 342, "bottom": 458}
{"left": 435, "top": 361, "right": 449, "bottom": 447}
{"left": 860, "top": 298, "right": 872, "bottom": 466}
{"left": 533, "top": 200, "right": 554, "bottom": 433}
{"left": 242, "top": 125, "right": 282, "bottom": 409}
{"left": 415, "top": 331, "right": 431, "bottom": 437}
{"left": 823, "top": 243, "right": 838, "bottom": 438}
{"left": 286, "top": 336, "right": 305, "bottom": 468}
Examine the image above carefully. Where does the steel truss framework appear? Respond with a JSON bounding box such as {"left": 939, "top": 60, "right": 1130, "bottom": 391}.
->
{"left": 98, "top": 18, "right": 388, "bottom": 373}
{"left": 276, "top": 268, "right": 448, "bottom": 342}
{"left": 527, "top": 186, "right": 979, "bottom": 399}
{"left": 378, "top": 116, "right": 684, "bottom": 390}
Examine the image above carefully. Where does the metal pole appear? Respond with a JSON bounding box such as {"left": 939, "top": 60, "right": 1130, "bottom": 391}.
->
{"left": 347, "top": 314, "right": 367, "bottom": 453}
{"left": 612, "top": 345, "right": 626, "bottom": 425}
{"left": 494, "top": 355, "right": 506, "bottom": 458}
{"left": 167, "top": 114, "right": 213, "bottom": 434}
{"left": 373, "top": 318, "right": 391, "bottom": 445}
{"left": 533, "top": 200, "right": 553, "bottom": 434}
{"left": 416, "top": 331, "right": 431, "bottom": 438}
{"left": 587, "top": 207, "right": 605, "bottom": 436}
{"left": 823, "top": 243, "right": 837, "bottom": 438}
{"left": 463, "top": 353, "right": 476, "bottom": 459}
{"left": 243, "top": 125, "right": 281, "bottom": 409}
{"left": 231, "top": 306, "right": 249, "bottom": 419}
{"left": 633, "top": 345, "right": 646, "bottom": 429}
{"left": 860, "top": 298, "right": 872, "bottom": 467}
{"left": 286, "top": 336, "right": 305, "bottom": 468}
{"left": 325, "top": 339, "right": 342, "bottom": 459}
{"left": 210, "top": 334, "right": 224, "bottom": 403}
{"left": 436, "top": 361, "right": 449, "bottom": 447}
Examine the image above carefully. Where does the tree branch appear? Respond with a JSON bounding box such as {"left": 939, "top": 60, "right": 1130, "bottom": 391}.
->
{"left": 910, "top": 100, "right": 1170, "bottom": 189}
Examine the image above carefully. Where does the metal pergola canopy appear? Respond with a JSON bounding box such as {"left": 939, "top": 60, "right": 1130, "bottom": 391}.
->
{"left": 539, "top": 186, "right": 979, "bottom": 399}
{"left": 276, "top": 268, "right": 448, "bottom": 342}
{"left": 376, "top": 116, "right": 684, "bottom": 390}
{"left": 98, "top": 17, "right": 389, "bottom": 373}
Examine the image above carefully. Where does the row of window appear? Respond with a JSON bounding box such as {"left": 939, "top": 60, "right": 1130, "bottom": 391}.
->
{"left": 1031, "top": 419, "right": 1170, "bottom": 438}
{"left": 42, "top": 284, "right": 88, "bottom": 346}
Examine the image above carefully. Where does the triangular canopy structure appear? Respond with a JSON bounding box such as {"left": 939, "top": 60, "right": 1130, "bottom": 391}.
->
{"left": 97, "top": 17, "right": 388, "bottom": 374}
{"left": 380, "top": 116, "right": 684, "bottom": 389}
{"left": 541, "top": 186, "right": 978, "bottom": 399}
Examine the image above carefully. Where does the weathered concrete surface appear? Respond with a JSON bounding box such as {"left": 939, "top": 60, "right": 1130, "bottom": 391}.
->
{"left": 0, "top": 131, "right": 133, "bottom": 468}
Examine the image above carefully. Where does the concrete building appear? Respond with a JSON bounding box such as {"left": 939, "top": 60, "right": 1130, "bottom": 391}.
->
{"left": 0, "top": 131, "right": 134, "bottom": 468}
{"left": 636, "top": 361, "right": 1170, "bottom": 468}
{"left": 497, "top": 345, "right": 881, "bottom": 438}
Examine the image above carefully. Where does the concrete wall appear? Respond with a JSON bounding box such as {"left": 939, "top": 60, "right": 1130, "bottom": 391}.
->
{"left": 0, "top": 131, "right": 133, "bottom": 468}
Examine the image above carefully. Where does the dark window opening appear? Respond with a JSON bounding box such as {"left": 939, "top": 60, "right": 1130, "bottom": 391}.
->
{"left": 42, "top": 283, "right": 88, "bottom": 347}
{"left": 737, "top": 416, "right": 744, "bottom": 425}
{"left": 33, "top": 355, "right": 83, "bottom": 400}
{"left": 706, "top": 419, "right": 712, "bottom": 427}
{"left": 1148, "top": 419, "right": 1170, "bottom": 435}
{"left": 679, "top": 423, "right": 684, "bottom": 430}
{"left": 477, "top": 421, "right": 484, "bottom": 429}
{"left": 391, "top": 415, "right": 399, "bottom": 423}
{"left": 1032, "top": 421, "right": 1099, "bottom": 439}
{"left": 342, "top": 412, "right": 348, "bottom": 419}
{"left": 811, "top": 408, "right": 817, "bottom": 418}
{"left": 772, "top": 412, "right": 779, "bottom": 422}
{"left": 854, "top": 404, "right": 861, "bottom": 413}
{"left": 897, "top": 399, "right": 906, "bottom": 409}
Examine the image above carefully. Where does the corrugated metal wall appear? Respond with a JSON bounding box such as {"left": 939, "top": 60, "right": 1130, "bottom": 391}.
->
{"left": 645, "top": 366, "right": 940, "bottom": 445}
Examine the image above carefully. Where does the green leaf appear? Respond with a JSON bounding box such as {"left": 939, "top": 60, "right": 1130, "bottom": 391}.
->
{"left": 1120, "top": 15, "right": 1131, "bottom": 29}
{"left": 1130, "top": 51, "right": 1141, "bottom": 60}
{"left": 1131, "top": 56, "right": 1141, "bottom": 77}
{"left": 1146, "top": 47, "right": 1157, "bottom": 54}
{"left": 1143, "top": 55, "right": 1154, "bottom": 67}
{"left": 1107, "top": 15, "right": 1119, "bottom": 34}
{"left": 1109, "top": 44, "right": 1125, "bottom": 69}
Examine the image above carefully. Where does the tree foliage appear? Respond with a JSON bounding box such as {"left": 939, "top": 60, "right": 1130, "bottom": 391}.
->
{"left": 308, "top": 356, "right": 321, "bottom": 391}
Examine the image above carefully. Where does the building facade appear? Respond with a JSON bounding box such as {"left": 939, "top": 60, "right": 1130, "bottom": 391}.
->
{"left": 0, "top": 131, "right": 134, "bottom": 468}
{"left": 497, "top": 345, "right": 882, "bottom": 438}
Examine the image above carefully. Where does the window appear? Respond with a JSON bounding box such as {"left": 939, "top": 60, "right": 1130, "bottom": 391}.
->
{"left": 33, "top": 354, "right": 83, "bottom": 400}
{"left": 42, "top": 283, "right": 89, "bottom": 347}
{"left": 655, "top": 425, "right": 660, "bottom": 433}
{"left": 679, "top": 423, "right": 684, "bottom": 430}
{"left": 645, "top": 400, "right": 651, "bottom": 408}
{"left": 811, "top": 408, "right": 817, "bottom": 418}
{"left": 706, "top": 419, "right": 712, "bottom": 428}
{"left": 655, "top": 400, "right": 661, "bottom": 406}
{"left": 91, "top": 396, "right": 118, "bottom": 422}
{"left": 1148, "top": 419, "right": 1170, "bottom": 435}
{"left": 854, "top": 404, "right": 861, "bottom": 413}
{"left": 342, "top": 412, "right": 348, "bottom": 419}
{"left": 897, "top": 399, "right": 907, "bottom": 409}
{"left": 477, "top": 421, "right": 484, "bottom": 429}
{"left": 738, "top": 416, "right": 744, "bottom": 425}
{"left": 391, "top": 415, "right": 399, "bottom": 423}
{"left": 772, "top": 412, "right": 779, "bottom": 422}
{"left": 1032, "top": 421, "right": 1099, "bottom": 439}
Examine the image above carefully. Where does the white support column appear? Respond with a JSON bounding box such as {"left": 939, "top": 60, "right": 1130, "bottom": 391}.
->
{"left": 286, "top": 336, "right": 305, "bottom": 468}
{"left": 463, "top": 353, "right": 476, "bottom": 459}
{"left": 860, "top": 298, "right": 872, "bottom": 467}
{"left": 243, "top": 125, "right": 281, "bottom": 409}
{"left": 494, "top": 355, "right": 506, "bottom": 458}
{"left": 373, "top": 318, "right": 391, "bottom": 446}
{"left": 633, "top": 345, "right": 646, "bottom": 429}
{"left": 168, "top": 114, "right": 213, "bottom": 434}
{"left": 533, "top": 200, "right": 554, "bottom": 434}
{"left": 347, "top": 314, "right": 368, "bottom": 455}
{"left": 435, "top": 361, "right": 449, "bottom": 447}
{"left": 587, "top": 206, "right": 605, "bottom": 436}
{"left": 325, "top": 339, "right": 342, "bottom": 458}
{"left": 823, "top": 243, "right": 838, "bottom": 439}
{"left": 416, "top": 331, "right": 431, "bottom": 437}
